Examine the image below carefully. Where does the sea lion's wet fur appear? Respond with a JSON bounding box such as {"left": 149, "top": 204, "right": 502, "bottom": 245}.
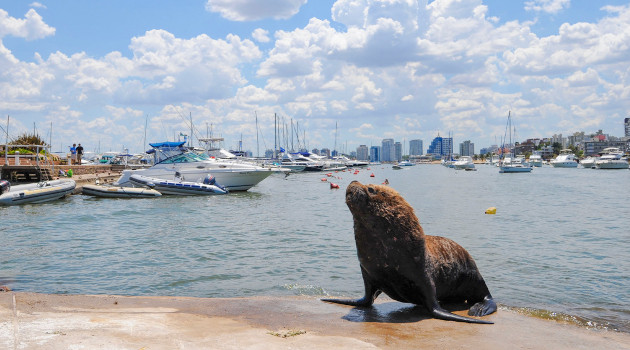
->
{"left": 323, "top": 181, "right": 497, "bottom": 324}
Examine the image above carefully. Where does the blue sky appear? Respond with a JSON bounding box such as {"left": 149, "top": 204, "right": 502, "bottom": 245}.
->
{"left": 1, "top": 0, "right": 629, "bottom": 155}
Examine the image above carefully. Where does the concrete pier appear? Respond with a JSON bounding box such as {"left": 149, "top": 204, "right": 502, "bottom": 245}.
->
{"left": 1, "top": 293, "right": 629, "bottom": 349}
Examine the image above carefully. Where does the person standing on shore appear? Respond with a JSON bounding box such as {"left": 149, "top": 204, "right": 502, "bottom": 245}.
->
{"left": 70, "top": 144, "right": 77, "bottom": 165}
{"left": 76, "top": 143, "right": 84, "bottom": 165}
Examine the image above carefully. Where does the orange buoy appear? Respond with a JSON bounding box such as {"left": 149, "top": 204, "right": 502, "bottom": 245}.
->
{"left": 330, "top": 182, "right": 340, "bottom": 189}
{"left": 321, "top": 178, "right": 327, "bottom": 182}
{"left": 370, "top": 173, "right": 375, "bottom": 177}
{"left": 327, "top": 173, "right": 333, "bottom": 177}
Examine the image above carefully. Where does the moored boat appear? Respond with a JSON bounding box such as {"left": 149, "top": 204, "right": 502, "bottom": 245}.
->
{"left": 0, "top": 179, "right": 75, "bottom": 206}
{"left": 129, "top": 174, "right": 228, "bottom": 195}
{"left": 550, "top": 149, "right": 578, "bottom": 168}
{"left": 115, "top": 142, "right": 276, "bottom": 191}
{"left": 82, "top": 184, "right": 162, "bottom": 198}
{"left": 453, "top": 156, "right": 475, "bottom": 170}
{"left": 595, "top": 148, "right": 629, "bottom": 169}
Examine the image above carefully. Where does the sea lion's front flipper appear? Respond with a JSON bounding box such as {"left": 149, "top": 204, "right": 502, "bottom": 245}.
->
{"left": 468, "top": 295, "right": 497, "bottom": 317}
{"left": 321, "top": 268, "right": 381, "bottom": 307}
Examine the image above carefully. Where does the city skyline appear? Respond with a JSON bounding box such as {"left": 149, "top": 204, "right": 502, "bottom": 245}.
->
{"left": 2, "top": 1, "right": 630, "bottom": 154}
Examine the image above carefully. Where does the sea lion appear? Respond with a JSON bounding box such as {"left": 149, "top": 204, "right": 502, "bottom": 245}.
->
{"left": 322, "top": 181, "right": 497, "bottom": 324}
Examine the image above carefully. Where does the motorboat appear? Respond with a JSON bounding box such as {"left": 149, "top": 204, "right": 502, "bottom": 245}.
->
{"left": 398, "top": 160, "right": 415, "bottom": 167}
{"left": 580, "top": 156, "right": 598, "bottom": 169}
{"left": 550, "top": 149, "right": 578, "bottom": 168}
{"left": 528, "top": 152, "right": 543, "bottom": 167}
{"left": 114, "top": 142, "right": 276, "bottom": 191}
{"left": 129, "top": 174, "right": 228, "bottom": 195}
{"left": 453, "top": 156, "right": 475, "bottom": 170}
{"left": 82, "top": 184, "right": 162, "bottom": 198}
{"left": 595, "top": 148, "right": 629, "bottom": 169}
{"left": 0, "top": 179, "right": 75, "bottom": 206}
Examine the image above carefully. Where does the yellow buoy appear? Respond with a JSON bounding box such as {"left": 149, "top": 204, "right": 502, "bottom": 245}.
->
{"left": 485, "top": 207, "right": 496, "bottom": 215}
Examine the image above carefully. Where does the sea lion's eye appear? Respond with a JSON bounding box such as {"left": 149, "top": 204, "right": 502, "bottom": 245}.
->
{"left": 368, "top": 187, "right": 376, "bottom": 194}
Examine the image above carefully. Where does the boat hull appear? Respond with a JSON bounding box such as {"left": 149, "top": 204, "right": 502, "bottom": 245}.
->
{"left": 596, "top": 161, "right": 629, "bottom": 169}
{"left": 117, "top": 167, "right": 272, "bottom": 192}
{"left": 499, "top": 165, "right": 532, "bottom": 173}
{"left": 0, "top": 180, "right": 76, "bottom": 206}
{"left": 82, "top": 184, "right": 162, "bottom": 198}
{"left": 551, "top": 161, "right": 578, "bottom": 168}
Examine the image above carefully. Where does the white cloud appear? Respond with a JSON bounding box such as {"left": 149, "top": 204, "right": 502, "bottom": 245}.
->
{"left": 29, "top": 2, "right": 47, "bottom": 9}
{"left": 524, "top": 0, "right": 570, "bottom": 14}
{"left": 0, "top": 8, "right": 55, "bottom": 40}
{"left": 252, "top": 28, "right": 270, "bottom": 43}
{"left": 205, "top": 0, "right": 307, "bottom": 21}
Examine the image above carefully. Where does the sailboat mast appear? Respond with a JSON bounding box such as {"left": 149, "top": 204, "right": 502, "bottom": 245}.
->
{"left": 255, "top": 111, "right": 259, "bottom": 158}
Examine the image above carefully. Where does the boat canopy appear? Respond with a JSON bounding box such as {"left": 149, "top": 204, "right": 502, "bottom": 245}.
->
{"left": 149, "top": 141, "right": 186, "bottom": 148}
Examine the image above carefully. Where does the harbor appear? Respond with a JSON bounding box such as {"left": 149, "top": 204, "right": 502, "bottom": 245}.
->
{"left": 1, "top": 164, "right": 629, "bottom": 344}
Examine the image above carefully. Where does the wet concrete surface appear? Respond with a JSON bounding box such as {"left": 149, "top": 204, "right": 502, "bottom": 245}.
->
{"left": 1, "top": 292, "right": 629, "bottom": 349}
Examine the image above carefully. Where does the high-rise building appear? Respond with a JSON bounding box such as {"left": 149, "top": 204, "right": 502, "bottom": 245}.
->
{"left": 381, "top": 139, "right": 395, "bottom": 162}
{"left": 459, "top": 140, "right": 474, "bottom": 156}
{"left": 409, "top": 139, "right": 423, "bottom": 155}
{"left": 394, "top": 142, "right": 402, "bottom": 162}
{"left": 625, "top": 117, "right": 630, "bottom": 137}
{"left": 427, "top": 134, "right": 452, "bottom": 156}
{"left": 370, "top": 146, "right": 381, "bottom": 162}
{"left": 356, "top": 145, "right": 369, "bottom": 161}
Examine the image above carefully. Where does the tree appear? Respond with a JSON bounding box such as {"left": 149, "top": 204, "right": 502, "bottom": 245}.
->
{"left": 9, "top": 132, "right": 49, "bottom": 154}
{"left": 551, "top": 142, "right": 562, "bottom": 156}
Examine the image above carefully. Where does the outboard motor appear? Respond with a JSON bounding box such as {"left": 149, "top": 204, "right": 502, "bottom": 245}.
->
{"left": 202, "top": 174, "right": 216, "bottom": 186}
{"left": 0, "top": 180, "right": 10, "bottom": 195}
{"left": 203, "top": 174, "right": 228, "bottom": 192}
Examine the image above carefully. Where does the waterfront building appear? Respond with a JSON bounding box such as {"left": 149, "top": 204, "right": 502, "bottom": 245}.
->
{"left": 320, "top": 148, "right": 331, "bottom": 158}
{"left": 356, "top": 145, "right": 369, "bottom": 161}
{"left": 381, "top": 139, "right": 395, "bottom": 162}
{"left": 459, "top": 140, "right": 474, "bottom": 156}
{"left": 394, "top": 142, "right": 402, "bottom": 162}
{"left": 370, "top": 146, "right": 381, "bottom": 162}
{"left": 427, "top": 134, "right": 453, "bottom": 157}
{"left": 409, "top": 139, "right": 423, "bottom": 155}
{"left": 583, "top": 140, "right": 628, "bottom": 156}
{"left": 625, "top": 118, "right": 630, "bottom": 137}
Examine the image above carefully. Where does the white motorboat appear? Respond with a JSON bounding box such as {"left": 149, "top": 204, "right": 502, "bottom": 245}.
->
{"left": 595, "top": 148, "right": 629, "bottom": 169}
{"left": 398, "top": 160, "right": 415, "bottom": 167}
{"left": 0, "top": 179, "right": 75, "bottom": 206}
{"left": 528, "top": 152, "right": 543, "bottom": 167}
{"left": 114, "top": 142, "right": 276, "bottom": 191}
{"left": 129, "top": 174, "right": 228, "bottom": 195}
{"left": 580, "top": 156, "right": 598, "bottom": 169}
{"left": 453, "top": 156, "right": 475, "bottom": 170}
{"left": 82, "top": 184, "right": 162, "bottom": 198}
{"left": 550, "top": 149, "right": 578, "bottom": 168}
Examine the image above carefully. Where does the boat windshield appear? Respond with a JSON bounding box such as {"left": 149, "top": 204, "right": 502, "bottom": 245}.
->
{"left": 160, "top": 152, "right": 206, "bottom": 164}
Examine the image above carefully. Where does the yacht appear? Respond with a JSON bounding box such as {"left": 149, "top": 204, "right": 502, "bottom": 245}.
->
{"left": 550, "top": 149, "right": 578, "bottom": 168}
{"left": 114, "top": 142, "right": 277, "bottom": 191}
{"left": 595, "top": 148, "right": 629, "bottom": 169}
{"left": 580, "top": 156, "right": 598, "bottom": 169}
{"left": 453, "top": 156, "right": 475, "bottom": 170}
{"left": 528, "top": 152, "right": 543, "bottom": 167}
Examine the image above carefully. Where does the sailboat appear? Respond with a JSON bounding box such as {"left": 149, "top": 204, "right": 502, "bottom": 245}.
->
{"left": 499, "top": 111, "right": 532, "bottom": 173}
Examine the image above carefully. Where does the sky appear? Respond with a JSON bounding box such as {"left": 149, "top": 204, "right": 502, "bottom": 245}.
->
{"left": 1, "top": 0, "right": 630, "bottom": 155}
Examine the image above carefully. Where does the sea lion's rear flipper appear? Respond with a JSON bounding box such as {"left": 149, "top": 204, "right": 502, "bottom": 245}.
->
{"left": 432, "top": 307, "right": 494, "bottom": 324}
{"left": 468, "top": 295, "right": 497, "bottom": 317}
{"left": 321, "top": 270, "right": 381, "bottom": 307}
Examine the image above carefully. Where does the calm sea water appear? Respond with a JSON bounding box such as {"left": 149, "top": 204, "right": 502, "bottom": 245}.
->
{"left": 1, "top": 165, "right": 629, "bottom": 332}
